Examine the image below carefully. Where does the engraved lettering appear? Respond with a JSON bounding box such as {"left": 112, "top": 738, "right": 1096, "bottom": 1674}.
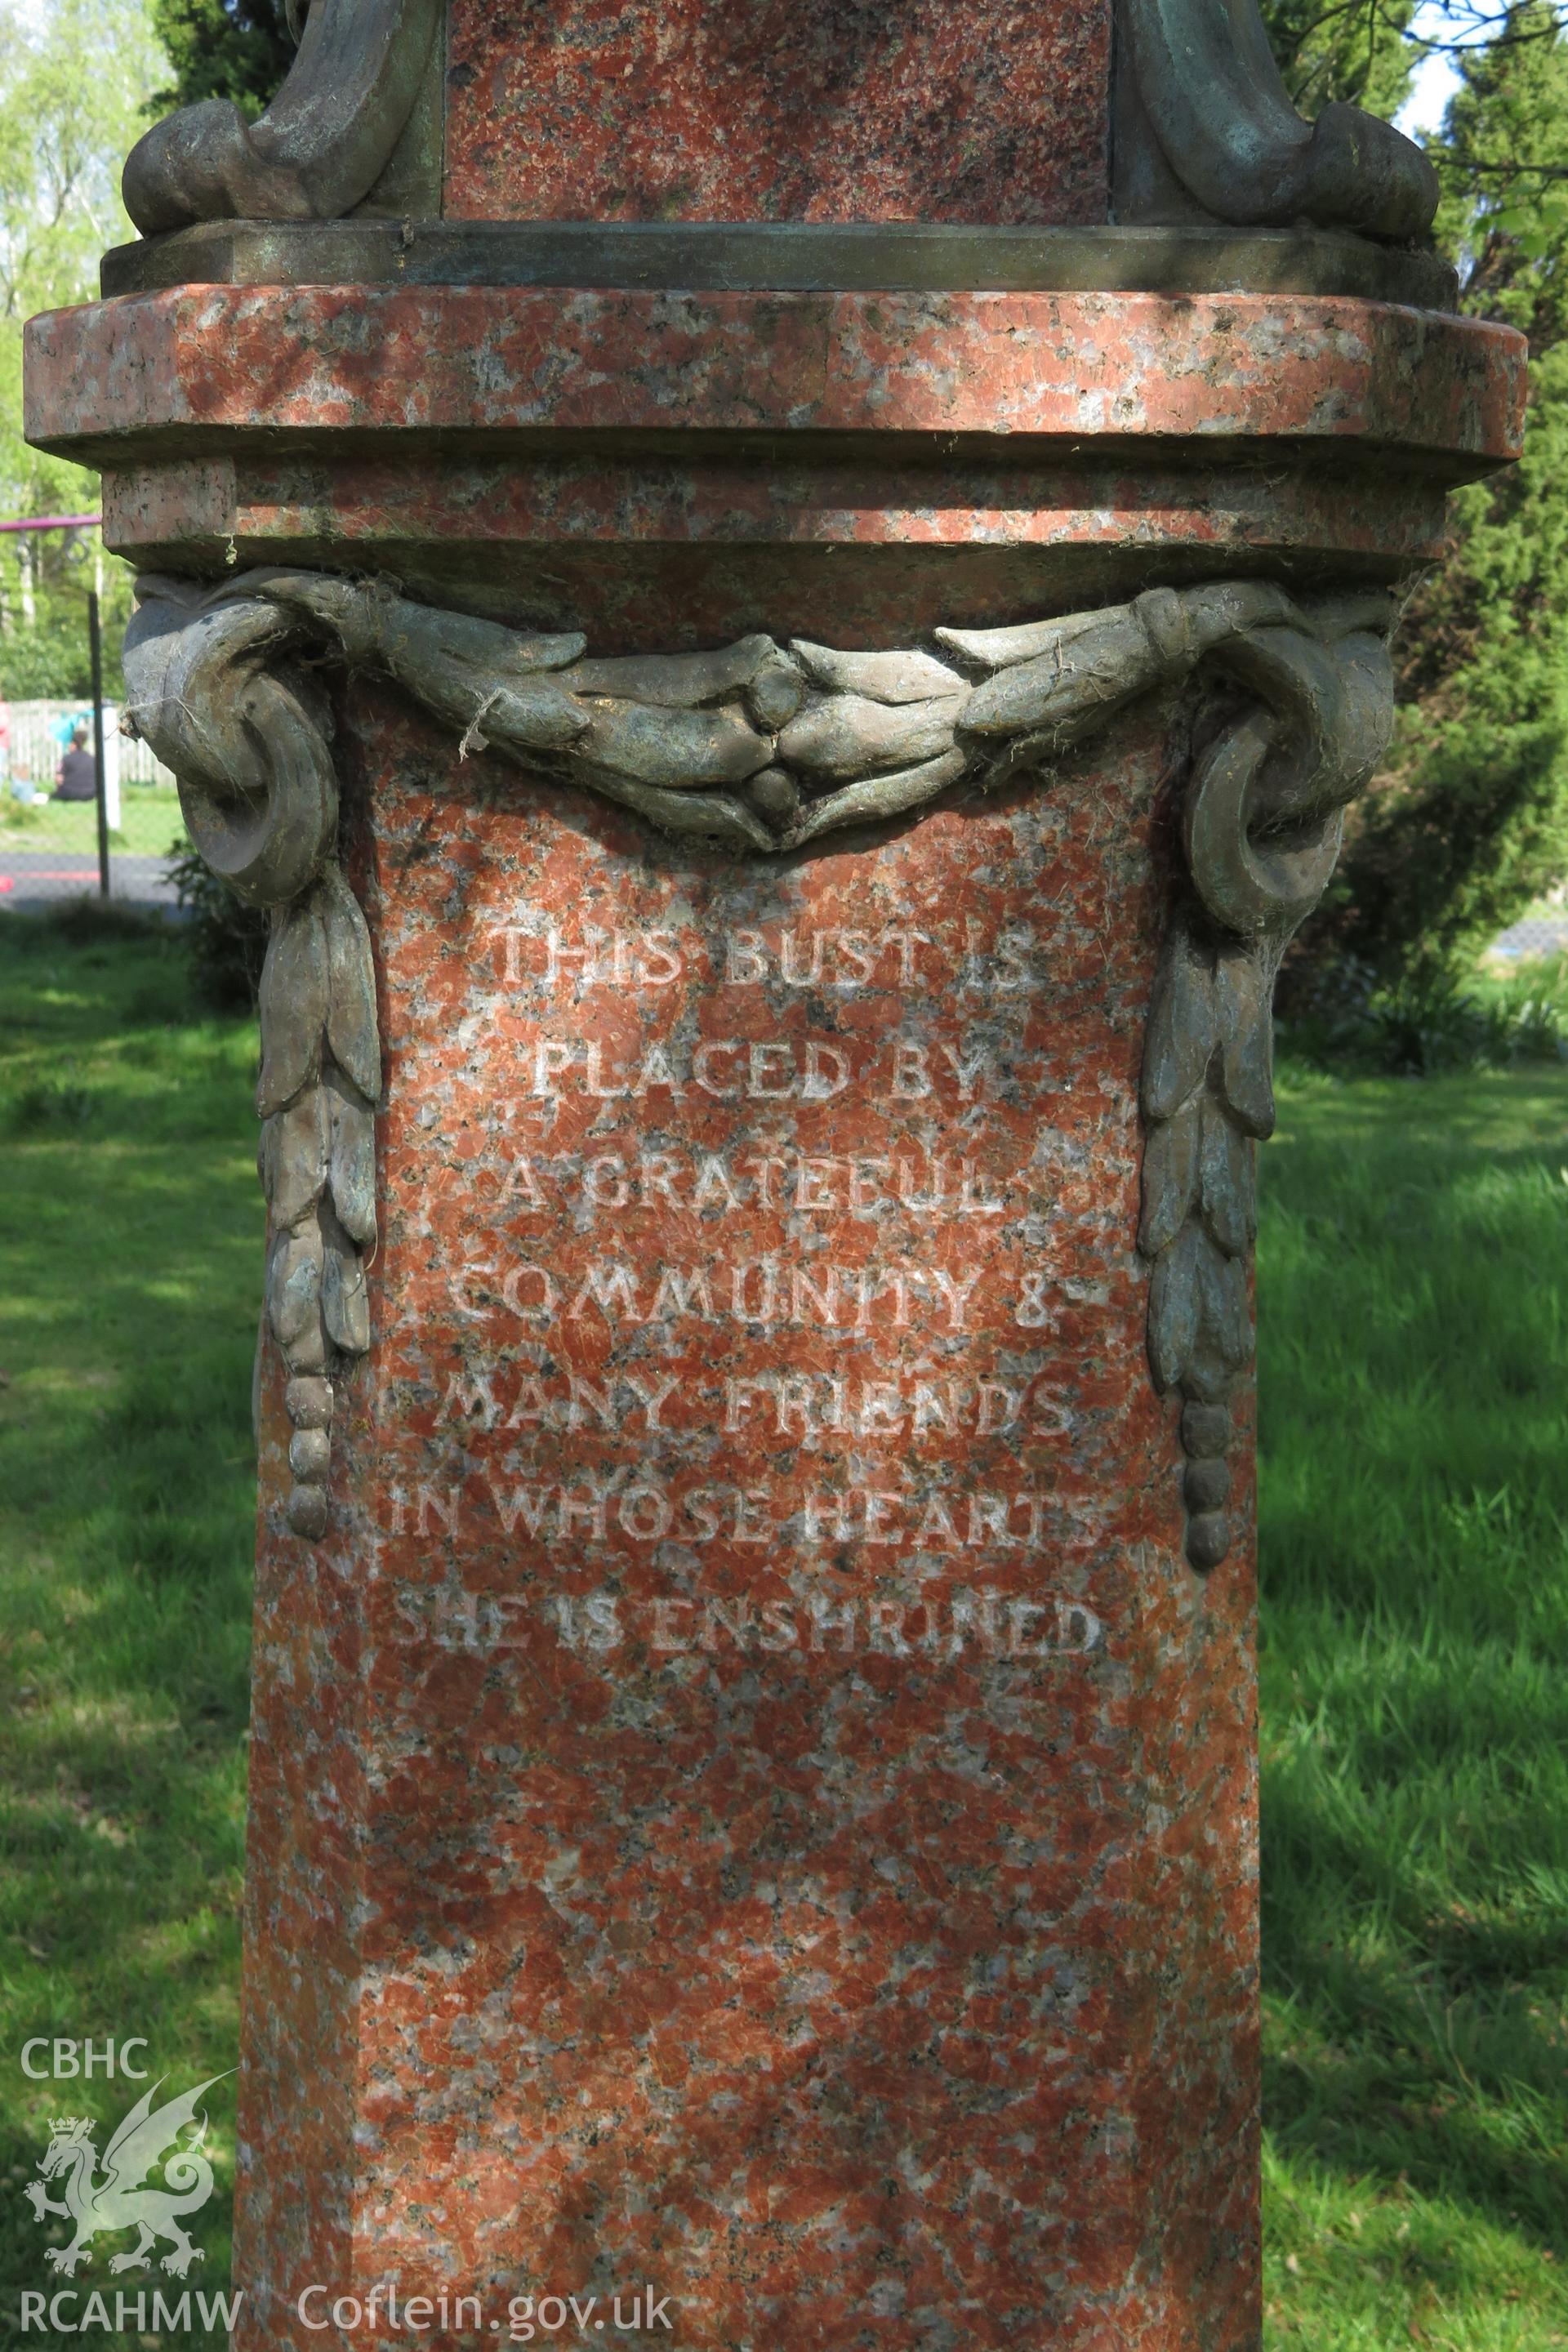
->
{"left": 930, "top": 1267, "right": 982, "bottom": 1330}
{"left": 631, "top": 1043, "right": 682, "bottom": 1094}
{"left": 749, "top": 1041, "right": 793, "bottom": 1098}
{"left": 584, "top": 1043, "right": 627, "bottom": 1099}
{"left": 503, "top": 1265, "right": 555, "bottom": 1318}
{"left": 504, "top": 1376, "right": 555, "bottom": 1428}
{"left": 487, "top": 1481, "right": 555, "bottom": 1538}
{"left": 568, "top": 1263, "right": 642, "bottom": 1321}
{"left": 568, "top": 1375, "right": 615, "bottom": 1429}
{"left": 647, "top": 1266, "right": 716, "bottom": 1323}
{"left": 503, "top": 1156, "right": 546, "bottom": 1209}
{"left": 546, "top": 927, "right": 595, "bottom": 987}
{"left": 725, "top": 930, "right": 769, "bottom": 984}
{"left": 803, "top": 1041, "right": 849, "bottom": 1098}
{"left": 892, "top": 1040, "right": 931, "bottom": 1098}
{"left": 882, "top": 926, "right": 933, "bottom": 985}
{"left": 694, "top": 1040, "right": 741, "bottom": 1096}
{"left": 618, "top": 1484, "right": 672, "bottom": 1540}
{"left": 585, "top": 1155, "right": 629, "bottom": 1208}
{"left": 623, "top": 1372, "right": 680, "bottom": 1429}
{"left": 444, "top": 1371, "right": 499, "bottom": 1429}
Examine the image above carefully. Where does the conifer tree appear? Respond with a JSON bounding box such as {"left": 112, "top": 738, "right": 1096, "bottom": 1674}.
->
{"left": 1265, "top": 0, "right": 1568, "bottom": 981}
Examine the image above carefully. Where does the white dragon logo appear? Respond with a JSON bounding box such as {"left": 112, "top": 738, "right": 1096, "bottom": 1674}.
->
{"left": 24, "top": 2074, "right": 231, "bottom": 2277}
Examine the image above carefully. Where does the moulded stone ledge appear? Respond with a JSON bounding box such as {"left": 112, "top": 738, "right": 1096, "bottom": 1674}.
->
{"left": 97, "top": 220, "right": 1463, "bottom": 310}
{"left": 90, "top": 448, "right": 1464, "bottom": 639}
{"left": 25, "top": 286, "right": 1526, "bottom": 474}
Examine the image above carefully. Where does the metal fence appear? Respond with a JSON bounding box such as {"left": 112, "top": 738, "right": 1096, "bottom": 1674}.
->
{"left": 0, "top": 698, "right": 182, "bottom": 909}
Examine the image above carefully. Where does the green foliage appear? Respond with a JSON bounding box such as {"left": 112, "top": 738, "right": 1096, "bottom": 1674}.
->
{"left": 1291, "top": 337, "right": 1568, "bottom": 985}
{"left": 0, "top": 0, "right": 163, "bottom": 692}
{"left": 1257, "top": 0, "right": 1419, "bottom": 122}
{"left": 0, "top": 557, "right": 137, "bottom": 704}
{"left": 1491, "top": 187, "right": 1568, "bottom": 264}
{"left": 0, "top": 622, "right": 92, "bottom": 699}
{"left": 168, "top": 829, "right": 271, "bottom": 1009}
{"left": 1281, "top": 951, "right": 1568, "bottom": 1072}
{"left": 149, "top": 0, "right": 292, "bottom": 116}
{"left": 1259, "top": 1, "right": 1568, "bottom": 990}
{"left": 2, "top": 784, "right": 187, "bottom": 858}
{"left": 1433, "top": 2, "right": 1568, "bottom": 353}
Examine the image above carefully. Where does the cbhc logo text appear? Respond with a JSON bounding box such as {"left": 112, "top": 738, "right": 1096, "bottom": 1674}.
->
{"left": 21, "top": 2041, "right": 149, "bottom": 2080}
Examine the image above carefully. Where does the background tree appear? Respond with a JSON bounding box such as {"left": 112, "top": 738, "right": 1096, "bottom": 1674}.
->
{"left": 150, "top": 0, "right": 292, "bottom": 117}
{"left": 0, "top": 0, "right": 166, "bottom": 697}
{"left": 1258, "top": 0, "right": 1421, "bottom": 119}
{"left": 1262, "top": 0, "right": 1568, "bottom": 987}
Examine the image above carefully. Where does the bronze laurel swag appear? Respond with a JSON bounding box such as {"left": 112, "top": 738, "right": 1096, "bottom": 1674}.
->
{"left": 123, "top": 572, "right": 1392, "bottom": 1560}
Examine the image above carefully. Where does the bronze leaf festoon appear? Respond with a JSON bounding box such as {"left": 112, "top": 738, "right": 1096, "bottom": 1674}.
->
{"left": 127, "top": 571, "right": 1394, "bottom": 1561}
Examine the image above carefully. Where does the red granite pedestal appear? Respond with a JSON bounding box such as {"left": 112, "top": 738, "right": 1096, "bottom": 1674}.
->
{"left": 240, "top": 687, "right": 1254, "bottom": 2349}
{"left": 24, "top": 0, "right": 1526, "bottom": 2343}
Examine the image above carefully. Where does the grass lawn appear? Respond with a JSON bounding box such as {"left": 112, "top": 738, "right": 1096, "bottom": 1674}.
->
{"left": 0, "top": 914, "right": 1564, "bottom": 2347}
{"left": 1, "top": 788, "right": 183, "bottom": 862}
{"left": 0, "top": 911, "right": 260, "bottom": 2350}
{"left": 1259, "top": 1064, "right": 1568, "bottom": 2347}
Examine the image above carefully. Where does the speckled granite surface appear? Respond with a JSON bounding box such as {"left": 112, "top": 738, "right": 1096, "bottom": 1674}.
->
{"left": 443, "top": 1, "right": 1112, "bottom": 226}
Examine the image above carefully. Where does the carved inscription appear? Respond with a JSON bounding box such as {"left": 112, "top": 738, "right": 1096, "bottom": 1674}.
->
{"left": 378, "top": 889, "right": 1144, "bottom": 1648}
{"left": 389, "top": 1576, "right": 1106, "bottom": 1662}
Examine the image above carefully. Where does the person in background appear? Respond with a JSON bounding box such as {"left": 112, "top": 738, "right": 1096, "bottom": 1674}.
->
{"left": 0, "top": 701, "right": 31, "bottom": 806}
{"left": 52, "top": 724, "right": 96, "bottom": 802}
